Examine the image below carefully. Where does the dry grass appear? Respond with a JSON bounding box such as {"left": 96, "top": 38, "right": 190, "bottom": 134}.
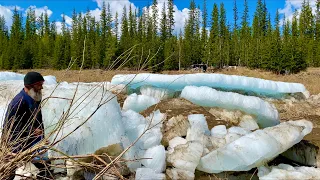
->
{"left": 17, "top": 67, "right": 320, "bottom": 94}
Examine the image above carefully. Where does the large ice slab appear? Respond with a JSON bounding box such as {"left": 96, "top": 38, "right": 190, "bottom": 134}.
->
{"left": 181, "top": 86, "right": 279, "bottom": 128}
{"left": 0, "top": 71, "right": 57, "bottom": 85}
{"left": 258, "top": 164, "right": 320, "bottom": 180}
{"left": 197, "top": 120, "right": 313, "bottom": 173}
{"left": 122, "top": 93, "right": 159, "bottom": 112}
{"left": 0, "top": 72, "right": 24, "bottom": 81}
{"left": 42, "top": 84, "right": 125, "bottom": 157}
{"left": 111, "top": 73, "right": 306, "bottom": 97}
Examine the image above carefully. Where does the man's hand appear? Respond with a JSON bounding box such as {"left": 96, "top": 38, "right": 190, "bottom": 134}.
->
{"left": 34, "top": 128, "right": 43, "bottom": 136}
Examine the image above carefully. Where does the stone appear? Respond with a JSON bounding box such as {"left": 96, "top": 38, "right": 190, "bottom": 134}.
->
{"left": 166, "top": 168, "right": 194, "bottom": 180}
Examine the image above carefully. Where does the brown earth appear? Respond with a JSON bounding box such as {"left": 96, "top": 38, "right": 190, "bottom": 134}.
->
{"left": 141, "top": 98, "right": 230, "bottom": 130}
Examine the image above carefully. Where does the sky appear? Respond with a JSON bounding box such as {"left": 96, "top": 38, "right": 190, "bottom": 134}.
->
{"left": 0, "top": 0, "right": 317, "bottom": 34}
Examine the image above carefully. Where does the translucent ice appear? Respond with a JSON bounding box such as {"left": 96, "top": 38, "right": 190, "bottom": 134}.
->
{"left": 258, "top": 164, "right": 320, "bottom": 180}
{"left": 0, "top": 72, "right": 24, "bottom": 81}
{"left": 122, "top": 110, "right": 147, "bottom": 130}
{"left": 42, "top": 84, "right": 125, "bottom": 157}
{"left": 188, "top": 114, "right": 210, "bottom": 135}
{"left": 135, "top": 168, "right": 165, "bottom": 180}
{"left": 197, "top": 120, "right": 313, "bottom": 173}
{"left": 111, "top": 73, "right": 306, "bottom": 97}
{"left": 181, "top": 86, "right": 279, "bottom": 128}
{"left": 140, "top": 85, "right": 176, "bottom": 100}
{"left": 0, "top": 72, "right": 57, "bottom": 85}
{"left": 211, "top": 125, "right": 227, "bottom": 138}
{"left": 142, "top": 145, "right": 166, "bottom": 173}
{"left": 123, "top": 93, "right": 159, "bottom": 112}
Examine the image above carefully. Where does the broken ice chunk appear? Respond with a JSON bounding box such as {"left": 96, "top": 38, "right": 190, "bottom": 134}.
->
{"left": 123, "top": 93, "right": 159, "bottom": 112}
{"left": 197, "top": 120, "right": 313, "bottom": 173}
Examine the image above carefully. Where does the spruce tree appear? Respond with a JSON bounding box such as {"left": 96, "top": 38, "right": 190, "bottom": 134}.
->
{"left": 315, "top": 0, "right": 320, "bottom": 66}
{"left": 208, "top": 3, "right": 219, "bottom": 67}
{"left": 0, "top": 16, "right": 8, "bottom": 68}
{"left": 201, "top": 0, "right": 208, "bottom": 64}
{"left": 7, "top": 8, "right": 24, "bottom": 69}
{"left": 240, "top": 0, "right": 250, "bottom": 66}
{"left": 167, "top": 0, "right": 175, "bottom": 38}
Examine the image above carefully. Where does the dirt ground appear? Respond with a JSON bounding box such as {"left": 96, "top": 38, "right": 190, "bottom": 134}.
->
{"left": 18, "top": 67, "right": 320, "bottom": 94}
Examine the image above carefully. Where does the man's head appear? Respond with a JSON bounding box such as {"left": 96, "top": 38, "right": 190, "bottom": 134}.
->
{"left": 24, "top": 72, "right": 44, "bottom": 101}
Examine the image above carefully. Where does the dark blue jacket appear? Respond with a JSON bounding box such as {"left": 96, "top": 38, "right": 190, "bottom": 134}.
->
{"left": 2, "top": 89, "right": 44, "bottom": 153}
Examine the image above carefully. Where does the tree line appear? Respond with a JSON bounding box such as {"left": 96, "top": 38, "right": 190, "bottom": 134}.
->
{"left": 0, "top": 0, "right": 319, "bottom": 73}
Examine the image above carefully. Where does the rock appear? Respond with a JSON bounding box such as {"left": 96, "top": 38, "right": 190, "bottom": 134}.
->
{"left": 14, "top": 162, "right": 39, "bottom": 180}
{"left": 282, "top": 140, "right": 320, "bottom": 167}
{"left": 162, "top": 116, "right": 190, "bottom": 147}
{"left": 81, "top": 143, "right": 124, "bottom": 164}
{"left": 166, "top": 168, "right": 195, "bottom": 180}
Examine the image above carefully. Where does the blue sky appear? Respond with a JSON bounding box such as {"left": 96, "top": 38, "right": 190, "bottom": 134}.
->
{"left": 0, "top": 0, "right": 316, "bottom": 33}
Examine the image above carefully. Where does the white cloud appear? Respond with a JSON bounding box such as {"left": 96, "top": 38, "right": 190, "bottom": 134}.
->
{"left": 55, "top": 21, "right": 62, "bottom": 34}
{"left": 0, "top": 5, "right": 14, "bottom": 28}
{"left": 25, "top": 5, "right": 53, "bottom": 18}
{"left": 58, "top": 0, "right": 190, "bottom": 35}
{"left": 95, "top": 0, "right": 137, "bottom": 18}
{"left": 279, "top": 0, "right": 317, "bottom": 24}
{"left": 89, "top": 8, "right": 101, "bottom": 22}
{"left": 7, "top": 5, "right": 23, "bottom": 11}
{"left": 63, "top": 14, "right": 73, "bottom": 26}
{"left": 142, "top": 0, "right": 190, "bottom": 34}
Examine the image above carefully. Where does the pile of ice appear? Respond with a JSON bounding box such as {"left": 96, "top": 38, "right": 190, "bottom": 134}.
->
{"left": 197, "top": 120, "right": 313, "bottom": 173}
{"left": 111, "top": 73, "right": 307, "bottom": 98}
{"left": 258, "top": 164, "right": 320, "bottom": 179}
{"left": 181, "top": 86, "right": 280, "bottom": 128}
{"left": 121, "top": 109, "right": 167, "bottom": 177}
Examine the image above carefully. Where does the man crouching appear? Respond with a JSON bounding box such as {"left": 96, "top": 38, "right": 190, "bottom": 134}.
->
{"left": 2, "top": 72, "right": 50, "bottom": 179}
